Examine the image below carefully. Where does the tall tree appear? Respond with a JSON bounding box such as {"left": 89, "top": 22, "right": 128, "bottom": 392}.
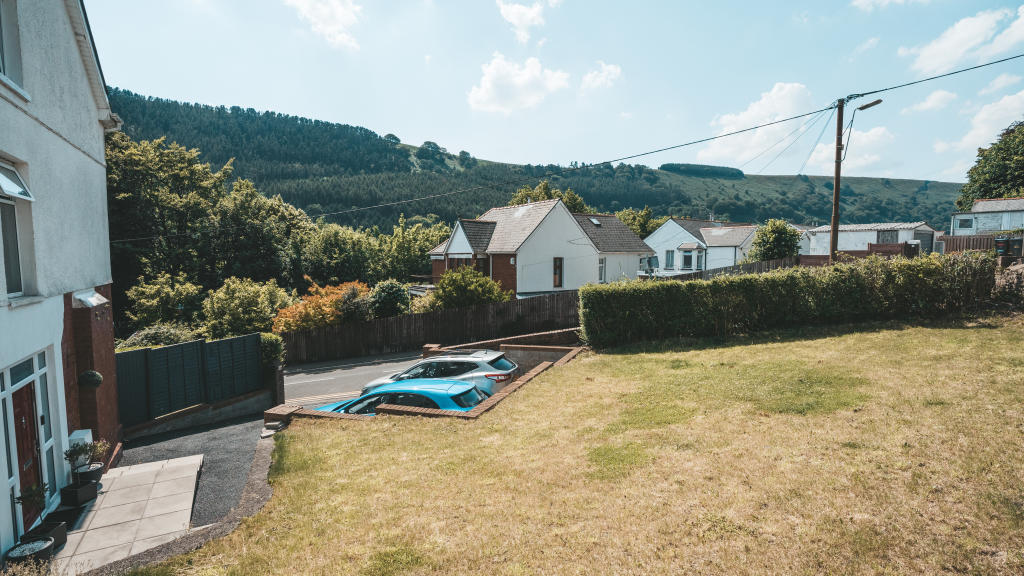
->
{"left": 748, "top": 219, "right": 802, "bottom": 261}
{"left": 508, "top": 180, "right": 595, "bottom": 214}
{"left": 957, "top": 119, "right": 1024, "bottom": 211}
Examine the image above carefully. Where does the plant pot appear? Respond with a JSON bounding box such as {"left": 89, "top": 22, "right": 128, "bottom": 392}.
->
{"left": 23, "top": 520, "right": 66, "bottom": 550}
{"left": 60, "top": 480, "right": 97, "bottom": 507}
{"left": 74, "top": 462, "right": 105, "bottom": 484}
{"left": 5, "top": 537, "right": 54, "bottom": 564}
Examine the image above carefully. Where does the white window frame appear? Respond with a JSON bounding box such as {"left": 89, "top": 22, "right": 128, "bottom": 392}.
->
{"left": 664, "top": 250, "right": 674, "bottom": 270}
{"left": 0, "top": 197, "right": 22, "bottom": 298}
{"left": 682, "top": 251, "right": 693, "bottom": 270}
{"left": 0, "top": 350, "right": 62, "bottom": 543}
{"left": 957, "top": 218, "right": 973, "bottom": 229}
{"left": 598, "top": 257, "right": 606, "bottom": 283}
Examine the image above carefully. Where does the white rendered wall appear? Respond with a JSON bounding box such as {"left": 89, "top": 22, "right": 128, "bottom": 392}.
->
{"left": 516, "top": 204, "right": 598, "bottom": 293}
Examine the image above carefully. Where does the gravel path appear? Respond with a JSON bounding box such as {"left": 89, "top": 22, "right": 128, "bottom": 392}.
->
{"left": 118, "top": 415, "right": 264, "bottom": 526}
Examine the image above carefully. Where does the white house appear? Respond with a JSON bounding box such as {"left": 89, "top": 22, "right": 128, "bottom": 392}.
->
{"left": 429, "top": 199, "right": 652, "bottom": 296}
{"left": 642, "top": 218, "right": 725, "bottom": 276}
{"left": 803, "top": 222, "right": 937, "bottom": 255}
{"left": 701, "top": 225, "right": 758, "bottom": 270}
{"left": 949, "top": 197, "right": 1024, "bottom": 236}
{"left": 0, "top": 0, "right": 121, "bottom": 550}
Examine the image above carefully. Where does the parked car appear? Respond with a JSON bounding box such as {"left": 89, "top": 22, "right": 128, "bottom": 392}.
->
{"left": 317, "top": 380, "right": 490, "bottom": 415}
{"left": 362, "top": 350, "right": 518, "bottom": 395}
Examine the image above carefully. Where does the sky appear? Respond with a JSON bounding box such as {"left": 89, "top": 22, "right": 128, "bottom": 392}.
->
{"left": 85, "top": 0, "right": 1024, "bottom": 183}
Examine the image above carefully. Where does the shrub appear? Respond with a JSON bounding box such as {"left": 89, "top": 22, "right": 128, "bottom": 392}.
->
{"left": 432, "top": 267, "right": 512, "bottom": 310}
{"left": 271, "top": 280, "right": 370, "bottom": 333}
{"left": 260, "top": 332, "right": 285, "bottom": 369}
{"left": 203, "top": 277, "right": 297, "bottom": 339}
{"left": 117, "top": 322, "right": 198, "bottom": 350}
{"left": 126, "top": 272, "right": 203, "bottom": 328}
{"left": 369, "top": 279, "right": 411, "bottom": 317}
{"left": 579, "top": 252, "right": 996, "bottom": 347}
{"left": 410, "top": 293, "right": 438, "bottom": 314}
{"left": 748, "top": 219, "right": 801, "bottom": 261}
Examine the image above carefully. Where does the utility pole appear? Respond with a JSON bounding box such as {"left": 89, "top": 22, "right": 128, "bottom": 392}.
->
{"left": 829, "top": 98, "right": 845, "bottom": 262}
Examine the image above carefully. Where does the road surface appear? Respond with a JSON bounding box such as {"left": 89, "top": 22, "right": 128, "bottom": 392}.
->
{"left": 283, "top": 352, "right": 421, "bottom": 408}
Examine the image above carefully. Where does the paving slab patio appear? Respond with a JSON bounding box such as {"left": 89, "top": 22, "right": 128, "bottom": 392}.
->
{"left": 52, "top": 455, "right": 203, "bottom": 576}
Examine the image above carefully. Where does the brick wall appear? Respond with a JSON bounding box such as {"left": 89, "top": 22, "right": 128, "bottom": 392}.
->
{"left": 431, "top": 259, "right": 445, "bottom": 284}
{"left": 490, "top": 255, "right": 517, "bottom": 292}
{"left": 64, "top": 284, "right": 121, "bottom": 449}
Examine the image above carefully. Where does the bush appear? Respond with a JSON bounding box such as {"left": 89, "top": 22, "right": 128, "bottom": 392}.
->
{"left": 117, "top": 323, "right": 198, "bottom": 350}
{"left": 203, "top": 277, "right": 297, "bottom": 339}
{"left": 369, "top": 279, "right": 411, "bottom": 317}
{"left": 260, "top": 332, "right": 285, "bottom": 369}
{"left": 410, "top": 293, "right": 438, "bottom": 314}
{"left": 271, "top": 280, "right": 370, "bottom": 333}
{"left": 579, "top": 252, "right": 996, "bottom": 347}
{"left": 432, "top": 267, "right": 512, "bottom": 310}
{"left": 125, "top": 272, "right": 203, "bottom": 328}
{"left": 748, "top": 219, "right": 801, "bottom": 261}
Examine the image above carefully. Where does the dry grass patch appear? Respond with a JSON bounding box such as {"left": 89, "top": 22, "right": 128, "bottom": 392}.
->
{"left": 136, "top": 314, "right": 1024, "bottom": 575}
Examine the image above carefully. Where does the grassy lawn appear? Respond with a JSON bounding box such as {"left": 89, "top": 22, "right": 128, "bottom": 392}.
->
{"left": 140, "top": 315, "right": 1024, "bottom": 575}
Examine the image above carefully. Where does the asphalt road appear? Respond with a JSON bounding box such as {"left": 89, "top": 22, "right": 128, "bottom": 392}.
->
{"left": 119, "top": 415, "right": 263, "bottom": 527}
{"left": 283, "top": 352, "right": 422, "bottom": 407}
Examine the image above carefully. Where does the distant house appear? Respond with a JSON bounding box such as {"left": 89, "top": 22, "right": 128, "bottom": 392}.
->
{"left": 804, "top": 222, "right": 938, "bottom": 255}
{"left": 949, "top": 197, "right": 1024, "bottom": 236}
{"left": 642, "top": 218, "right": 727, "bottom": 275}
{"left": 429, "top": 199, "right": 652, "bottom": 295}
{"left": 701, "top": 225, "right": 759, "bottom": 269}
{"left": 0, "top": 0, "right": 122, "bottom": 550}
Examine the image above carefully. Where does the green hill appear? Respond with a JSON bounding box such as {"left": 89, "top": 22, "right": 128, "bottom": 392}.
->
{"left": 107, "top": 88, "right": 960, "bottom": 231}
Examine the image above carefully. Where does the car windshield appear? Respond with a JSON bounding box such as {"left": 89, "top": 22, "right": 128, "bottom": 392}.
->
{"left": 488, "top": 356, "right": 515, "bottom": 371}
{"left": 452, "top": 387, "right": 488, "bottom": 408}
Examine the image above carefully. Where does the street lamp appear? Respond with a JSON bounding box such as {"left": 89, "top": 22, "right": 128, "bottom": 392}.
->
{"left": 829, "top": 97, "right": 884, "bottom": 261}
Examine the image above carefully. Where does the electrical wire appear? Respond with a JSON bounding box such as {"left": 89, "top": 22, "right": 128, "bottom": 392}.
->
{"left": 798, "top": 106, "right": 835, "bottom": 175}
{"left": 756, "top": 108, "right": 831, "bottom": 174}
{"left": 738, "top": 108, "right": 828, "bottom": 170}
{"left": 108, "top": 52, "right": 1024, "bottom": 246}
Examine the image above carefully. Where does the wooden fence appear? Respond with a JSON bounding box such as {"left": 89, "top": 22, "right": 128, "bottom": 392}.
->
{"left": 661, "top": 256, "right": 799, "bottom": 282}
{"left": 116, "top": 334, "right": 262, "bottom": 427}
{"left": 281, "top": 290, "right": 580, "bottom": 364}
{"left": 939, "top": 235, "right": 994, "bottom": 253}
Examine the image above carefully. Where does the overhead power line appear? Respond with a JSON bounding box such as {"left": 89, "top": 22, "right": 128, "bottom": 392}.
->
{"left": 109, "top": 52, "right": 1024, "bottom": 246}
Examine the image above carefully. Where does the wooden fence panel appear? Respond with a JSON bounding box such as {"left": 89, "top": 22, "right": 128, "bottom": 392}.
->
{"left": 281, "top": 290, "right": 581, "bottom": 364}
{"left": 940, "top": 235, "right": 994, "bottom": 253}
{"left": 115, "top": 349, "right": 148, "bottom": 427}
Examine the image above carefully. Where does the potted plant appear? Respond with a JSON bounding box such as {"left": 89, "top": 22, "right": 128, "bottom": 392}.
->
{"left": 60, "top": 446, "right": 97, "bottom": 507}
{"left": 78, "top": 370, "right": 103, "bottom": 389}
{"left": 64, "top": 439, "right": 109, "bottom": 484}
{"left": 4, "top": 537, "right": 54, "bottom": 565}
{"left": 22, "top": 518, "right": 67, "bottom": 551}
{"left": 14, "top": 483, "right": 47, "bottom": 524}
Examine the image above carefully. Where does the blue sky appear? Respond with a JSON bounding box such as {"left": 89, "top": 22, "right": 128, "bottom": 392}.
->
{"left": 86, "top": 0, "right": 1024, "bottom": 182}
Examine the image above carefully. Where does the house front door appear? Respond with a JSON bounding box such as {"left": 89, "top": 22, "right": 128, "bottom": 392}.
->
{"left": 12, "top": 383, "right": 40, "bottom": 529}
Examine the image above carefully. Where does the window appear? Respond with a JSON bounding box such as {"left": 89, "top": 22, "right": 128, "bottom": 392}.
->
{"left": 344, "top": 393, "right": 391, "bottom": 415}
{"left": 553, "top": 257, "right": 563, "bottom": 288}
{"left": 682, "top": 251, "right": 693, "bottom": 269}
{"left": 398, "top": 362, "right": 437, "bottom": 380}
{"left": 664, "top": 250, "right": 675, "bottom": 269}
{"left": 0, "top": 0, "right": 22, "bottom": 86}
{"left": 958, "top": 218, "right": 973, "bottom": 229}
{"left": 878, "top": 230, "right": 898, "bottom": 244}
{"left": 452, "top": 388, "right": 488, "bottom": 409}
{"left": 697, "top": 252, "right": 704, "bottom": 270}
{"left": 389, "top": 394, "right": 439, "bottom": 410}
{"left": 0, "top": 162, "right": 30, "bottom": 297}
{"left": 488, "top": 356, "right": 516, "bottom": 371}
{"left": 437, "top": 362, "right": 475, "bottom": 377}
{"left": 598, "top": 257, "right": 606, "bottom": 283}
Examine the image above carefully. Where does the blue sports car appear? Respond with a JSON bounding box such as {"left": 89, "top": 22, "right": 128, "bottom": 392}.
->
{"left": 316, "top": 379, "right": 490, "bottom": 415}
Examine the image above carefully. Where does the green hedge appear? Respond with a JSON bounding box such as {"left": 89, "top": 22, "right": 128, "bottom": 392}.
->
{"left": 579, "top": 253, "right": 996, "bottom": 347}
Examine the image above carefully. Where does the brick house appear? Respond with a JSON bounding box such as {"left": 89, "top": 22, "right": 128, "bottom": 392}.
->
{"left": 0, "top": 0, "right": 122, "bottom": 549}
{"left": 429, "top": 199, "right": 652, "bottom": 296}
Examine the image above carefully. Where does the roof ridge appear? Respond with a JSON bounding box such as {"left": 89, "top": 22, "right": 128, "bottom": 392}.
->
{"left": 975, "top": 196, "right": 1024, "bottom": 202}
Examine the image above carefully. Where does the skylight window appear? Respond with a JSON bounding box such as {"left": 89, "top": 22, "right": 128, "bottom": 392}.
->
{"left": 0, "top": 163, "right": 31, "bottom": 202}
{"left": 589, "top": 217, "right": 601, "bottom": 226}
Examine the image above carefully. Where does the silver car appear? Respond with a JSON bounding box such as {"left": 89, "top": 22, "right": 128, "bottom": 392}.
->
{"left": 362, "top": 350, "right": 518, "bottom": 396}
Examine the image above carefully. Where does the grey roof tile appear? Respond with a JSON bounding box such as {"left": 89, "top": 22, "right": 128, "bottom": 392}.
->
{"left": 573, "top": 214, "right": 654, "bottom": 254}
{"left": 478, "top": 199, "right": 561, "bottom": 253}
{"left": 971, "top": 197, "right": 1024, "bottom": 212}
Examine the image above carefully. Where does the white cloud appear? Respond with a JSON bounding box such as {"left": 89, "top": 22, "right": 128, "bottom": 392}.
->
{"left": 496, "top": 1, "right": 545, "bottom": 43}
{"left": 424, "top": 54, "right": 432, "bottom": 65}
{"left": 901, "top": 89, "right": 957, "bottom": 113}
{"left": 697, "top": 82, "right": 815, "bottom": 166}
{"left": 620, "top": 111, "right": 633, "bottom": 120}
{"left": 935, "top": 89, "right": 1024, "bottom": 153}
{"left": 808, "top": 126, "right": 895, "bottom": 173}
{"left": 851, "top": 36, "right": 879, "bottom": 59}
{"left": 284, "top": 0, "right": 362, "bottom": 50}
{"left": 547, "top": 0, "right": 562, "bottom": 6}
{"left": 851, "top": 0, "right": 929, "bottom": 11}
{"left": 467, "top": 53, "right": 569, "bottom": 114}
{"left": 980, "top": 73, "right": 1022, "bottom": 95}
{"left": 898, "top": 8, "right": 1022, "bottom": 76}
{"left": 580, "top": 61, "right": 622, "bottom": 92}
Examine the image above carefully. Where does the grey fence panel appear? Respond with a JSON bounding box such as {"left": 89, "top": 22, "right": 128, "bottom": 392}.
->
{"left": 115, "top": 349, "right": 149, "bottom": 427}
{"left": 116, "top": 334, "right": 263, "bottom": 427}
